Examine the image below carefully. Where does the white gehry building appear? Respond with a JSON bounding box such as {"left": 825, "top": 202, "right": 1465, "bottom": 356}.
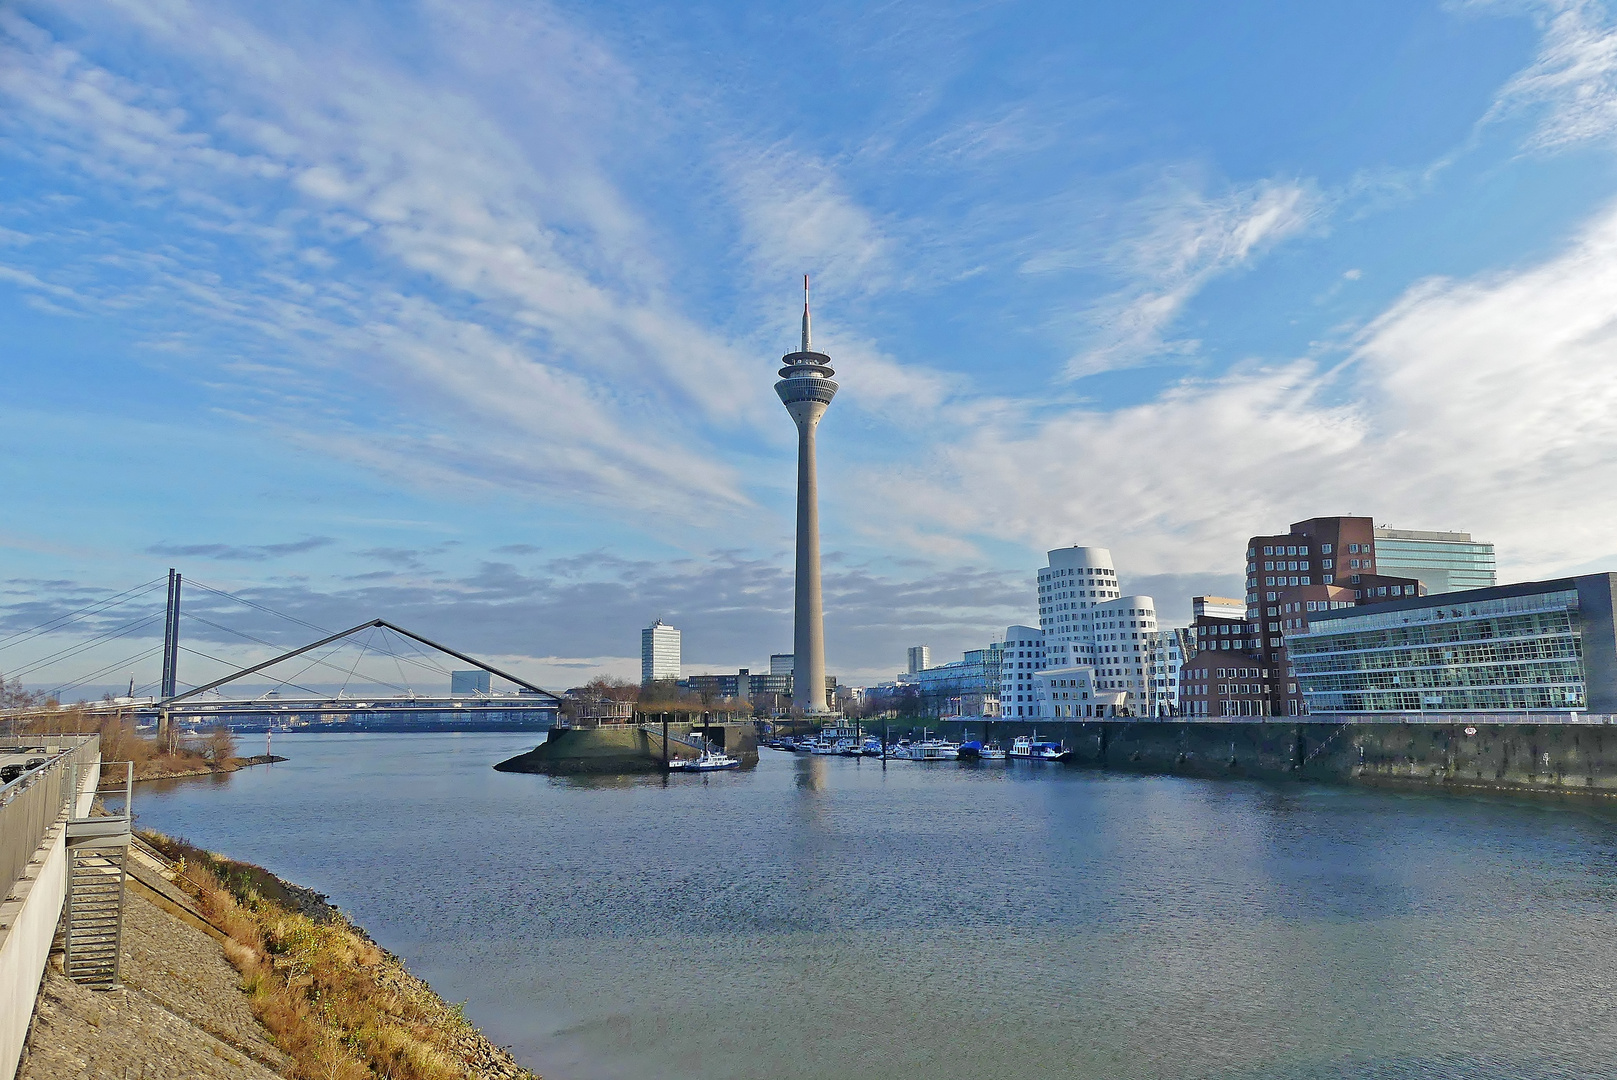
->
{"left": 996, "top": 624, "right": 1047, "bottom": 719}
{"left": 1019, "top": 544, "right": 1185, "bottom": 719}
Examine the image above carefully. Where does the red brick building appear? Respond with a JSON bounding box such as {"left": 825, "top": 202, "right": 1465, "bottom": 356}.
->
{"left": 1180, "top": 597, "right": 1272, "bottom": 717}
{"left": 1245, "top": 516, "right": 1422, "bottom": 715}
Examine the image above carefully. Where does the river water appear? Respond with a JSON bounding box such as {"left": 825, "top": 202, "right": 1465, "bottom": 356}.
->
{"left": 120, "top": 731, "right": 1617, "bottom": 1080}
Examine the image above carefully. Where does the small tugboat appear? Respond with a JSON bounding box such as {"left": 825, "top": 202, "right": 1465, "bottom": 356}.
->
{"left": 668, "top": 748, "right": 741, "bottom": 771}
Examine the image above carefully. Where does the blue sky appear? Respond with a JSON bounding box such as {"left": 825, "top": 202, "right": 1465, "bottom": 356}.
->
{"left": 6, "top": 0, "right": 1617, "bottom": 692}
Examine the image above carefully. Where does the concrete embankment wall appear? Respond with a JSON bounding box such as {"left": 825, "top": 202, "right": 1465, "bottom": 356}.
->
{"left": 1, "top": 758, "right": 98, "bottom": 1080}
{"left": 495, "top": 722, "right": 759, "bottom": 775}
{"left": 929, "top": 719, "right": 1617, "bottom": 797}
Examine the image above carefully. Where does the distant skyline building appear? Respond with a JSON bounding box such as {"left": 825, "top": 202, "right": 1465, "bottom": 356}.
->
{"left": 907, "top": 645, "right": 931, "bottom": 674}
{"left": 909, "top": 644, "right": 1002, "bottom": 718}
{"left": 770, "top": 653, "right": 794, "bottom": 677}
{"left": 1193, "top": 596, "right": 1247, "bottom": 621}
{"left": 449, "top": 670, "right": 490, "bottom": 696}
{"left": 1371, "top": 527, "right": 1497, "bottom": 594}
{"left": 776, "top": 277, "right": 839, "bottom": 714}
{"left": 641, "top": 619, "right": 681, "bottom": 684}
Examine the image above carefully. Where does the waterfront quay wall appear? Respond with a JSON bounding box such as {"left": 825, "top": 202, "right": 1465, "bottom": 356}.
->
{"left": 494, "top": 721, "right": 759, "bottom": 775}
{"left": 925, "top": 716, "right": 1617, "bottom": 797}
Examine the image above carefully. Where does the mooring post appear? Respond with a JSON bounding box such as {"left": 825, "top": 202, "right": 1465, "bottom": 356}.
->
{"left": 662, "top": 713, "right": 669, "bottom": 767}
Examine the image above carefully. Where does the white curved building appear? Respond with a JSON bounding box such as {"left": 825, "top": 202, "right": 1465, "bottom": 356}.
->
{"left": 996, "top": 544, "right": 1179, "bottom": 718}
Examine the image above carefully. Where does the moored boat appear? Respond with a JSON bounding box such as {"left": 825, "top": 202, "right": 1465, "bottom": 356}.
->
{"left": 668, "top": 749, "right": 741, "bottom": 771}
{"left": 978, "top": 742, "right": 1008, "bottom": 760}
{"left": 909, "top": 736, "right": 960, "bottom": 761}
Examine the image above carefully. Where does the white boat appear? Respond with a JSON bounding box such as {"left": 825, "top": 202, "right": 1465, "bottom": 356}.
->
{"left": 1009, "top": 735, "right": 1035, "bottom": 759}
{"left": 669, "top": 749, "right": 741, "bottom": 771}
{"left": 909, "top": 738, "right": 960, "bottom": 761}
{"left": 810, "top": 737, "right": 842, "bottom": 755}
{"left": 1034, "top": 742, "right": 1069, "bottom": 761}
{"left": 978, "top": 742, "right": 1008, "bottom": 761}
{"left": 859, "top": 736, "right": 884, "bottom": 756}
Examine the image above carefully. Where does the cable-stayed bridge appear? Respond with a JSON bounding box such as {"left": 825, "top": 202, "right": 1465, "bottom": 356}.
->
{"left": 0, "top": 571, "right": 559, "bottom": 732}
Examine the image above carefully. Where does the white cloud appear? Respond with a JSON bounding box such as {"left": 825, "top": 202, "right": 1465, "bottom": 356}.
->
{"left": 884, "top": 194, "right": 1617, "bottom": 582}
{"left": 0, "top": 1, "right": 771, "bottom": 519}
{"left": 1489, "top": 0, "right": 1617, "bottom": 148}
{"left": 1025, "top": 176, "right": 1324, "bottom": 376}
{"left": 727, "top": 146, "right": 893, "bottom": 299}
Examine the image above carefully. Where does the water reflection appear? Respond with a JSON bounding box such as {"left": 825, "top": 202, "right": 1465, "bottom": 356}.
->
{"left": 122, "top": 732, "right": 1617, "bottom": 1080}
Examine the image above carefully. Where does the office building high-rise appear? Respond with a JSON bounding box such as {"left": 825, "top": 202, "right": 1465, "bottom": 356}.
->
{"left": 1244, "top": 516, "right": 1424, "bottom": 715}
{"left": 907, "top": 645, "right": 931, "bottom": 674}
{"left": 1371, "top": 527, "right": 1496, "bottom": 594}
{"left": 641, "top": 620, "right": 681, "bottom": 684}
{"left": 450, "top": 670, "right": 491, "bottom": 696}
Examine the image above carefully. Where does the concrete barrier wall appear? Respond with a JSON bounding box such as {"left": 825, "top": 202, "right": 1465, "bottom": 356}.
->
{"left": 0, "top": 759, "right": 98, "bottom": 1080}
{"left": 928, "top": 719, "right": 1617, "bottom": 797}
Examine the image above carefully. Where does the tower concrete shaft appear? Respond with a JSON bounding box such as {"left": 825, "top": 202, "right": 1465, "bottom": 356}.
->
{"left": 776, "top": 277, "right": 838, "bottom": 714}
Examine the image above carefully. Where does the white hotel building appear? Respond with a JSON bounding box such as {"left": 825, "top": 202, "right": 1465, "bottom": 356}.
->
{"left": 997, "top": 545, "right": 1185, "bottom": 719}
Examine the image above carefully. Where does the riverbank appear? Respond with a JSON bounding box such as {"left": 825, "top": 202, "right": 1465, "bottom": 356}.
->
{"left": 17, "top": 832, "right": 535, "bottom": 1080}
{"left": 134, "top": 753, "right": 287, "bottom": 782}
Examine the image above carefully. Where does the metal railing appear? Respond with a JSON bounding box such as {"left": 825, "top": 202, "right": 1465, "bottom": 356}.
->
{"left": 0, "top": 735, "right": 99, "bottom": 904}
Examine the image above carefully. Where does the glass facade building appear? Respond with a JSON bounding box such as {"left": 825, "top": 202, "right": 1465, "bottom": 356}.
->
{"left": 1290, "top": 576, "right": 1617, "bottom": 714}
{"left": 1372, "top": 528, "right": 1496, "bottom": 594}
{"left": 640, "top": 620, "right": 681, "bottom": 684}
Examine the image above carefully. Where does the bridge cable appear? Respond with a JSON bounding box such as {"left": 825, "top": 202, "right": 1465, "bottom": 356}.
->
{"left": 177, "top": 611, "right": 414, "bottom": 697}
{"left": 335, "top": 626, "right": 374, "bottom": 698}
{"left": 45, "top": 645, "right": 166, "bottom": 701}
{"left": 6, "top": 611, "right": 167, "bottom": 681}
{"left": 173, "top": 645, "right": 333, "bottom": 701}
{"left": 185, "top": 580, "right": 455, "bottom": 682}
{"left": 0, "top": 577, "right": 166, "bottom": 655}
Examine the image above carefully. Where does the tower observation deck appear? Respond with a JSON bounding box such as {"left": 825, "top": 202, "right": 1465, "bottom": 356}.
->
{"left": 776, "top": 277, "right": 838, "bottom": 715}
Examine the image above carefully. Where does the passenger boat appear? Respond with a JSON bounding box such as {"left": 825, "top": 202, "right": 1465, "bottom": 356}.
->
{"left": 668, "top": 749, "right": 741, "bottom": 771}
{"left": 1009, "top": 735, "right": 1035, "bottom": 759}
{"left": 909, "top": 737, "right": 960, "bottom": 761}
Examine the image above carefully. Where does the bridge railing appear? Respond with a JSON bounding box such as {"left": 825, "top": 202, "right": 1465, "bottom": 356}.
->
{"left": 0, "top": 734, "right": 99, "bottom": 905}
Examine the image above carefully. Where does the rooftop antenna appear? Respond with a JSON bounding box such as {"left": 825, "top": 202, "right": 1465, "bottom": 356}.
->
{"left": 801, "top": 274, "right": 812, "bottom": 353}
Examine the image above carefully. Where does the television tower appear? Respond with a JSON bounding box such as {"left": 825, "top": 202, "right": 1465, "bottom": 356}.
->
{"left": 776, "top": 276, "right": 838, "bottom": 714}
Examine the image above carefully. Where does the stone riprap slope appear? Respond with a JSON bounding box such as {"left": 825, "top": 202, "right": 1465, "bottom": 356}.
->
{"left": 19, "top": 890, "right": 286, "bottom": 1080}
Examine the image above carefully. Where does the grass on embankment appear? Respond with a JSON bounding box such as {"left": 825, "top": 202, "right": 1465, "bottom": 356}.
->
{"left": 141, "top": 832, "right": 536, "bottom": 1080}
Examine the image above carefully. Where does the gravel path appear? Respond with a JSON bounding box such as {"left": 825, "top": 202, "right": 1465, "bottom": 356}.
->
{"left": 18, "top": 890, "right": 286, "bottom": 1079}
